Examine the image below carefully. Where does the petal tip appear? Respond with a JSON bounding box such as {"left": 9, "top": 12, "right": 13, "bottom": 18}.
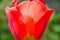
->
{"left": 48, "top": 8, "right": 54, "bottom": 13}
{"left": 5, "top": 7, "right": 10, "bottom": 14}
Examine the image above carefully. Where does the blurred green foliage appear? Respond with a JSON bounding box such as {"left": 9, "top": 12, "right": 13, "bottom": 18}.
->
{"left": 0, "top": 0, "right": 60, "bottom": 40}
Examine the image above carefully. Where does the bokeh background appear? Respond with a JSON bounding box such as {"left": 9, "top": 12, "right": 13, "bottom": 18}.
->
{"left": 0, "top": 0, "right": 60, "bottom": 40}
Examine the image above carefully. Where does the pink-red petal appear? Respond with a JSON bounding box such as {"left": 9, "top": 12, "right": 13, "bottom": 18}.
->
{"left": 5, "top": 7, "right": 27, "bottom": 39}
{"left": 34, "top": 9, "right": 54, "bottom": 39}
{"left": 12, "top": 0, "right": 18, "bottom": 7}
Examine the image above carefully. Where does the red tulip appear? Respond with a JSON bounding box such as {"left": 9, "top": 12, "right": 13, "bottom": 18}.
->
{"left": 5, "top": 0, "right": 54, "bottom": 40}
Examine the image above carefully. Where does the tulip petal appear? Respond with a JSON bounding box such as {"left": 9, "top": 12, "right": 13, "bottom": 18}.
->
{"left": 28, "top": 1, "right": 47, "bottom": 23}
{"left": 5, "top": 7, "right": 27, "bottom": 40}
{"left": 18, "top": 1, "right": 46, "bottom": 23}
{"left": 18, "top": 1, "right": 30, "bottom": 17}
{"left": 12, "top": 0, "right": 18, "bottom": 7}
{"left": 34, "top": 9, "right": 54, "bottom": 39}
{"left": 5, "top": 7, "right": 20, "bottom": 39}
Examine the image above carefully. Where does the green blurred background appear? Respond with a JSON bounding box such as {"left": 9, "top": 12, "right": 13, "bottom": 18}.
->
{"left": 0, "top": 0, "right": 60, "bottom": 40}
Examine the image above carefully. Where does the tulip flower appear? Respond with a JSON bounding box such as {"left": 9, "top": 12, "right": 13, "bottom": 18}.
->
{"left": 5, "top": 0, "right": 54, "bottom": 40}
